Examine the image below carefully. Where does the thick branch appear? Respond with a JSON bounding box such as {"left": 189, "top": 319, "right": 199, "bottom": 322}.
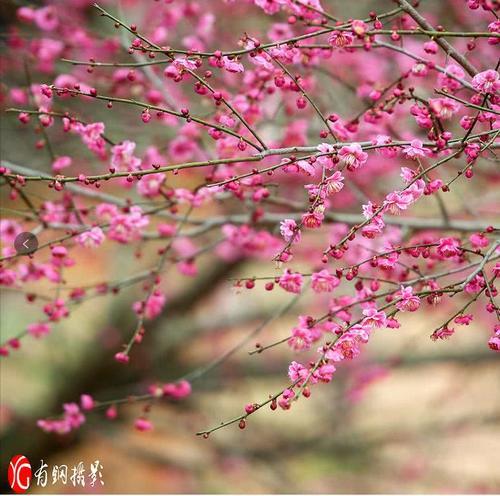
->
{"left": 397, "top": 0, "right": 478, "bottom": 76}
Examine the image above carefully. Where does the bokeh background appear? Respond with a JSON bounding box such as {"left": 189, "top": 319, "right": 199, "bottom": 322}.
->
{"left": 1, "top": 0, "right": 500, "bottom": 493}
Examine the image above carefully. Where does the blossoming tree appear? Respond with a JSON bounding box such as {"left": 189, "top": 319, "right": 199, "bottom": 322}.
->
{"left": 1, "top": 0, "right": 499, "bottom": 438}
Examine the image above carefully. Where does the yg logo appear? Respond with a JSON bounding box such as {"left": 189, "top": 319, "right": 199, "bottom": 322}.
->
{"left": 8, "top": 455, "right": 32, "bottom": 493}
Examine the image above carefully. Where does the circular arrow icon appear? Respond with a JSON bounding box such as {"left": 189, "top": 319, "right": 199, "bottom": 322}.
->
{"left": 14, "top": 232, "right": 39, "bottom": 255}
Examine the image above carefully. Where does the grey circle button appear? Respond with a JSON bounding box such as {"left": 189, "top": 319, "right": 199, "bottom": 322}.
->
{"left": 14, "top": 232, "right": 39, "bottom": 255}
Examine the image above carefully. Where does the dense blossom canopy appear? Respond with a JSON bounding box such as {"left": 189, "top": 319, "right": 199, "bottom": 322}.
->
{"left": 0, "top": 0, "right": 499, "bottom": 436}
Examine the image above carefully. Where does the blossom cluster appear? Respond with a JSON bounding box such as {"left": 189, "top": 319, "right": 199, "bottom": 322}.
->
{"left": 0, "top": 0, "right": 498, "bottom": 437}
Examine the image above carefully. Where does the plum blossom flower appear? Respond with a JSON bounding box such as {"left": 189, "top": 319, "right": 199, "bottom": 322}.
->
{"left": 360, "top": 203, "right": 385, "bottom": 238}
{"left": 438, "top": 64, "right": 465, "bottom": 92}
{"left": 362, "top": 308, "right": 387, "bottom": 328}
{"left": 278, "top": 388, "right": 296, "bottom": 410}
{"left": 471, "top": 69, "right": 499, "bottom": 94}
{"left": 52, "top": 156, "right": 72, "bottom": 172}
{"left": 177, "top": 260, "right": 197, "bottom": 277}
{"left": 464, "top": 143, "right": 481, "bottom": 163}
{"left": 411, "top": 62, "right": 429, "bottom": 78}
{"left": 164, "top": 57, "right": 198, "bottom": 80}
{"left": 0, "top": 268, "right": 16, "bottom": 286}
{"left": 43, "top": 299, "right": 69, "bottom": 322}
{"left": 114, "top": 352, "right": 129, "bottom": 364}
{"left": 280, "top": 219, "right": 301, "bottom": 244}
{"left": 383, "top": 190, "right": 414, "bottom": 215}
{"left": 279, "top": 269, "right": 303, "bottom": 293}
{"left": 316, "top": 143, "right": 334, "bottom": 154}
{"left": 296, "top": 159, "right": 316, "bottom": 175}
{"left": 243, "top": 38, "right": 274, "bottom": 70}
{"left": 315, "top": 143, "right": 336, "bottom": 170}
{"left": 51, "top": 245, "right": 68, "bottom": 259}
{"left": 288, "top": 361, "right": 309, "bottom": 384}
{"left": 6, "top": 0, "right": 500, "bottom": 430}
{"left": 288, "top": 325, "right": 314, "bottom": 351}
{"left": 469, "top": 232, "right": 489, "bottom": 249}
{"left": 96, "top": 203, "right": 119, "bottom": 220}
{"left": 218, "top": 225, "right": 281, "bottom": 260}
{"left": 464, "top": 274, "right": 485, "bottom": 294}
{"left": 407, "top": 179, "right": 425, "bottom": 202}
{"left": 410, "top": 104, "right": 432, "bottom": 129}
{"left": 134, "top": 418, "right": 153, "bottom": 431}
{"left": 488, "top": 20, "right": 500, "bottom": 44}
{"left": 278, "top": 47, "right": 306, "bottom": 68}
{"left": 37, "top": 403, "right": 85, "bottom": 434}
{"left": 315, "top": 363, "right": 336, "bottom": 383}
{"left": 332, "top": 333, "right": 362, "bottom": 360}
{"left": 423, "top": 40, "right": 438, "bottom": 54}
{"left": 17, "top": 6, "right": 35, "bottom": 23}
{"left": 111, "top": 140, "right": 141, "bottom": 171}
{"left": 32, "top": 38, "right": 63, "bottom": 72}
{"left": 430, "top": 326, "right": 455, "bottom": 341}
{"left": 378, "top": 250, "right": 399, "bottom": 269}
{"left": 80, "top": 394, "right": 95, "bottom": 410}
{"left": 251, "top": 52, "right": 274, "bottom": 71}
{"left": 454, "top": 314, "right": 473, "bottom": 326}
{"left": 53, "top": 74, "right": 78, "bottom": 91}
{"left": 395, "top": 286, "right": 420, "bottom": 312}
{"left": 488, "top": 327, "right": 500, "bottom": 352}
{"left": 348, "top": 323, "right": 372, "bottom": 344}
{"left": 400, "top": 167, "right": 415, "bottom": 183}
{"left": 222, "top": 56, "right": 244, "bottom": 73}
{"left": 328, "top": 30, "right": 354, "bottom": 49}
{"left": 302, "top": 209, "right": 324, "bottom": 228}
{"left": 338, "top": 143, "right": 368, "bottom": 170}
{"left": 493, "top": 263, "right": 500, "bottom": 278}
{"left": 387, "top": 317, "right": 401, "bottom": 329}
{"left": 73, "top": 122, "right": 106, "bottom": 158}
{"left": 268, "top": 22, "right": 293, "bottom": 41}
{"left": 402, "top": 139, "right": 432, "bottom": 160}
{"left": 34, "top": 6, "right": 59, "bottom": 31}
{"left": 427, "top": 179, "right": 443, "bottom": 193}
{"left": 254, "top": 0, "right": 287, "bottom": 15}
{"left": 108, "top": 206, "right": 149, "bottom": 244}
{"left": 169, "top": 135, "right": 199, "bottom": 162}
{"left": 311, "top": 270, "right": 340, "bottom": 293}
{"left": 0, "top": 219, "right": 22, "bottom": 243}
{"left": 137, "top": 173, "right": 166, "bottom": 198}
{"left": 17, "top": 262, "right": 58, "bottom": 283}
{"left": 437, "top": 237, "right": 461, "bottom": 258}
{"left": 325, "top": 171, "right": 344, "bottom": 195}
{"left": 373, "top": 135, "right": 398, "bottom": 158}
{"left": 429, "top": 97, "right": 460, "bottom": 119}
{"left": 133, "top": 290, "right": 166, "bottom": 320}
{"left": 324, "top": 347, "right": 344, "bottom": 362}
{"left": 27, "top": 322, "right": 51, "bottom": 338}
{"left": 287, "top": 0, "right": 323, "bottom": 17}
{"left": 163, "top": 380, "right": 192, "bottom": 399}
{"left": 351, "top": 20, "right": 368, "bottom": 36}
{"left": 78, "top": 227, "right": 105, "bottom": 248}
{"left": 304, "top": 183, "right": 325, "bottom": 200}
